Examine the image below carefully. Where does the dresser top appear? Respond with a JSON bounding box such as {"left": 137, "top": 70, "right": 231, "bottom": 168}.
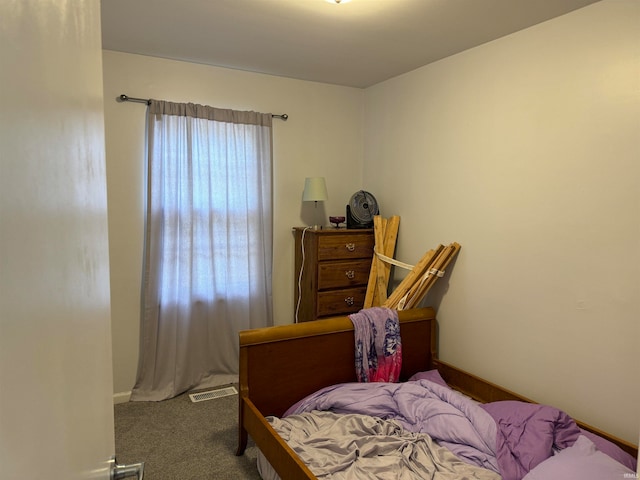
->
{"left": 292, "top": 227, "right": 373, "bottom": 234}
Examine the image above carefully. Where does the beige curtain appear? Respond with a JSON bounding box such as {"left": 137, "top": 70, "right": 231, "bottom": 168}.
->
{"left": 131, "top": 100, "right": 273, "bottom": 401}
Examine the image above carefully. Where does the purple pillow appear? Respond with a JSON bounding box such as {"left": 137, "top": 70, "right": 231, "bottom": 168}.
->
{"left": 522, "top": 435, "right": 635, "bottom": 480}
{"left": 481, "top": 400, "right": 581, "bottom": 480}
{"left": 408, "top": 369, "right": 449, "bottom": 388}
{"left": 579, "top": 428, "right": 637, "bottom": 471}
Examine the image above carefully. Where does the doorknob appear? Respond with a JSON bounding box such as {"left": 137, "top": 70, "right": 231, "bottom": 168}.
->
{"left": 109, "top": 456, "right": 145, "bottom": 480}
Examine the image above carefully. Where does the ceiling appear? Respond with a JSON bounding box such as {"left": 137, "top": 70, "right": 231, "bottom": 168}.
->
{"left": 101, "top": 0, "right": 600, "bottom": 89}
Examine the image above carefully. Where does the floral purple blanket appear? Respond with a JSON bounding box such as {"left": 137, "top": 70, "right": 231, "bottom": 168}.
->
{"left": 349, "top": 307, "right": 402, "bottom": 382}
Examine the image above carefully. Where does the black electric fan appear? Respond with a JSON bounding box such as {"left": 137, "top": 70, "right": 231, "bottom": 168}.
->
{"left": 346, "top": 190, "right": 379, "bottom": 229}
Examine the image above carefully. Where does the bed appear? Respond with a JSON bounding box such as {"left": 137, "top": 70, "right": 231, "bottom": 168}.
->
{"left": 236, "top": 307, "right": 637, "bottom": 479}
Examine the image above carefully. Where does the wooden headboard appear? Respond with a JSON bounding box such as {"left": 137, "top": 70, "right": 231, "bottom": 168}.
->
{"left": 238, "top": 307, "right": 436, "bottom": 419}
{"left": 236, "top": 307, "right": 437, "bottom": 477}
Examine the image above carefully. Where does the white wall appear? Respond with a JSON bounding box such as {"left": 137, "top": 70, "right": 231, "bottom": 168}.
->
{"left": 1, "top": 1, "right": 115, "bottom": 477}
{"left": 364, "top": 0, "right": 639, "bottom": 443}
{"left": 102, "top": 51, "right": 365, "bottom": 395}
{"left": 104, "top": 1, "right": 639, "bottom": 446}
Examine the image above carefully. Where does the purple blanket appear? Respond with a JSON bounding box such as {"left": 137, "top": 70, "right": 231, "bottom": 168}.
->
{"left": 285, "top": 378, "right": 501, "bottom": 473}
{"left": 284, "top": 378, "right": 629, "bottom": 479}
{"left": 481, "top": 401, "right": 581, "bottom": 480}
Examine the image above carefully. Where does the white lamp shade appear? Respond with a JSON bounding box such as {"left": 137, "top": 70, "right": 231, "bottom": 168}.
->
{"left": 302, "top": 177, "right": 328, "bottom": 202}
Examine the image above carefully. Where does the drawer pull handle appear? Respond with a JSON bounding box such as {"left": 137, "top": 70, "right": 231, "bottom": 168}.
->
{"left": 345, "top": 270, "right": 355, "bottom": 279}
{"left": 344, "top": 296, "right": 355, "bottom": 306}
{"left": 345, "top": 243, "right": 356, "bottom": 252}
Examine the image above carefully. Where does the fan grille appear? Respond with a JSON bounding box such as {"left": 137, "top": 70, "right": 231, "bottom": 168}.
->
{"left": 349, "top": 191, "right": 379, "bottom": 223}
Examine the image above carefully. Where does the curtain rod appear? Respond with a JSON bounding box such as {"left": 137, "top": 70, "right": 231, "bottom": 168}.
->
{"left": 116, "top": 94, "right": 288, "bottom": 120}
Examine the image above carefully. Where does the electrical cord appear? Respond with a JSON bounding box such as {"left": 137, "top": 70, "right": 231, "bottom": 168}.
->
{"left": 294, "top": 226, "right": 312, "bottom": 323}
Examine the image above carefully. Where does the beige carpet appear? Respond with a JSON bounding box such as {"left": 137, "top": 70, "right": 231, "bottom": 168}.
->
{"left": 114, "top": 386, "right": 262, "bottom": 479}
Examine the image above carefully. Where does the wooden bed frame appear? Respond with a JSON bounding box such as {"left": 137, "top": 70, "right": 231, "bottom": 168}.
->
{"left": 236, "top": 307, "right": 637, "bottom": 479}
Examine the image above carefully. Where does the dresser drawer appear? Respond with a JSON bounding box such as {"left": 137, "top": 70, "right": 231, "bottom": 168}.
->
{"left": 294, "top": 227, "right": 373, "bottom": 322}
{"left": 317, "top": 259, "right": 371, "bottom": 290}
{"left": 317, "top": 234, "right": 374, "bottom": 261}
{"left": 316, "top": 287, "right": 367, "bottom": 317}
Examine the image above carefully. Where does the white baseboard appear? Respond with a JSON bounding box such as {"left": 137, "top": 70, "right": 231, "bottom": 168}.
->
{"left": 113, "top": 391, "right": 132, "bottom": 404}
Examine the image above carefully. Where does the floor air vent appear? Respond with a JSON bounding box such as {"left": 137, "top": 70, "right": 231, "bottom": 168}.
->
{"left": 189, "top": 386, "right": 238, "bottom": 403}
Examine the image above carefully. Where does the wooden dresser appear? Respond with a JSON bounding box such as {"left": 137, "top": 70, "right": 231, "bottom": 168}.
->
{"left": 293, "top": 227, "right": 374, "bottom": 323}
